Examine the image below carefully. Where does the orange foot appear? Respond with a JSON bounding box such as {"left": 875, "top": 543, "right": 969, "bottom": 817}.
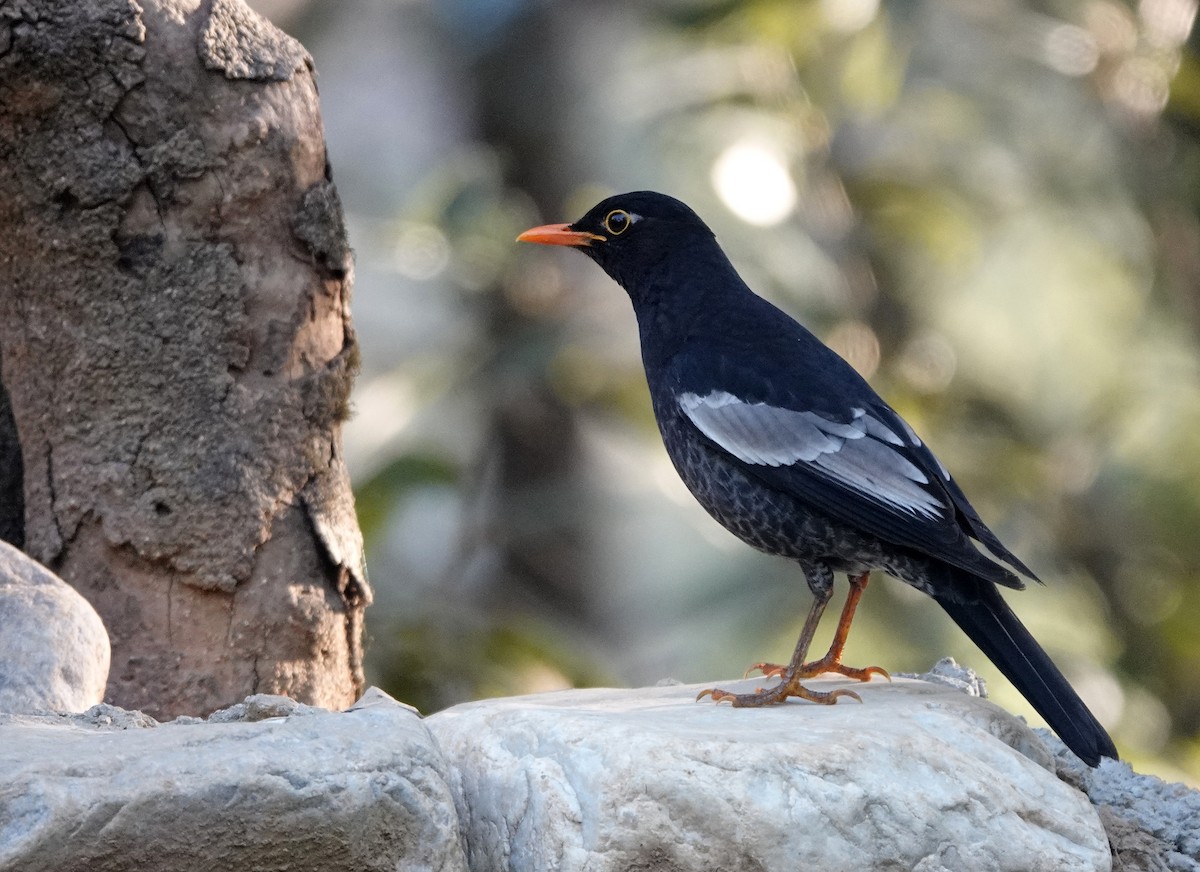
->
{"left": 697, "top": 674, "right": 864, "bottom": 707}
{"left": 703, "top": 571, "right": 889, "bottom": 708}
{"left": 698, "top": 655, "right": 889, "bottom": 708}
{"left": 746, "top": 658, "right": 890, "bottom": 684}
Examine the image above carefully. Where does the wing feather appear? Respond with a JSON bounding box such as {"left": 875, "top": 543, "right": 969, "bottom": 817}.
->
{"left": 679, "top": 391, "right": 945, "bottom": 520}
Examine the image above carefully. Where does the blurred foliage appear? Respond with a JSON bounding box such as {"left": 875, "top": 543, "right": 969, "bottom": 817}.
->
{"left": 257, "top": 0, "right": 1200, "bottom": 783}
{"left": 355, "top": 454, "right": 459, "bottom": 545}
{"left": 372, "top": 616, "right": 614, "bottom": 716}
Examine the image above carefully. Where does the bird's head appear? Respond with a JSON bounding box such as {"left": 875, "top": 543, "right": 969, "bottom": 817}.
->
{"left": 517, "top": 191, "right": 718, "bottom": 294}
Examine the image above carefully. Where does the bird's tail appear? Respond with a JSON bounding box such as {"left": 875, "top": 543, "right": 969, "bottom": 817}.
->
{"left": 932, "top": 573, "right": 1117, "bottom": 766}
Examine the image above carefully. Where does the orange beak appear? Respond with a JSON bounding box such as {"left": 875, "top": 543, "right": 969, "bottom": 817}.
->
{"left": 517, "top": 223, "right": 605, "bottom": 247}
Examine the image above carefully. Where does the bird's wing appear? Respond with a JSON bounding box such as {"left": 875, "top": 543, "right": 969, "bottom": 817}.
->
{"left": 676, "top": 387, "right": 1028, "bottom": 587}
{"left": 680, "top": 391, "right": 945, "bottom": 520}
{"left": 850, "top": 397, "right": 1038, "bottom": 580}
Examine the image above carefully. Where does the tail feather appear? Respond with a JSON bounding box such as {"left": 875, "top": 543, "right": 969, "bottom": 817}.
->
{"left": 933, "top": 574, "right": 1117, "bottom": 767}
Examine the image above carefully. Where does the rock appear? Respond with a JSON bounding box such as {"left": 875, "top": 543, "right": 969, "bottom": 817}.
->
{"left": 1037, "top": 730, "right": 1200, "bottom": 872}
{"left": 0, "top": 540, "right": 109, "bottom": 713}
{"left": 0, "top": 687, "right": 467, "bottom": 872}
{"left": 898, "top": 655, "right": 990, "bottom": 697}
{"left": 1085, "top": 761, "right": 1200, "bottom": 869}
{"left": 427, "top": 677, "right": 1111, "bottom": 872}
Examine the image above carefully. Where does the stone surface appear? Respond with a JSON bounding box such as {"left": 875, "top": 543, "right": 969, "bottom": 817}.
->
{"left": 1038, "top": 730, "right": 1200, "bottom": 872}
{"left": 898, "top": 655, "right": 990, "bottom": 697}
{"left": 0, "top": 540, "right": 109, "bottom": 714}
{"left": 0, "top": 688, "right": 467, "bottom": 872}
{"left": 427, "top": 677, "right": 1111, "bottom": 872}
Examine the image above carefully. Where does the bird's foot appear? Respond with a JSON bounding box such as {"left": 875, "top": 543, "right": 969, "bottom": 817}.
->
{"left": 696, "top": 674, "right": 864, "bottom": 707}
{"left": 744, "top": 661, "right": 787, "bottom": 679}
{"left": 745, "top": 657, "right": 889, "bottom": 684}
{"left": 705, "top": 571, "right": 887, "bottom": 707}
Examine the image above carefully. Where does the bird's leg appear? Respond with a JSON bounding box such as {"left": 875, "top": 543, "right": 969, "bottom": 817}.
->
{"left": 701, "top": 572, "right": 889, "bottom": 707}
{"left": 698, "top": 577, "right": 863, "bottom": 706}
{"left": 743, "top": 579, "right": 831, "bottom": 681}
{"left": 783, "top": 572, "right": 890, "bottom": 684}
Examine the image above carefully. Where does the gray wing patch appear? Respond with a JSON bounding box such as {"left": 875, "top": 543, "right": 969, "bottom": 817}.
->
{"left": 679, "top": 391, "right": 945, "bottom": 519}
{"left": 892, "top": 413, "right": 950, "bottom": 480}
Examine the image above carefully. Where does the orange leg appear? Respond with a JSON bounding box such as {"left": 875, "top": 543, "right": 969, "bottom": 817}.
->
{"left": 698, "top": 572, "right": 889, "bottom": 707}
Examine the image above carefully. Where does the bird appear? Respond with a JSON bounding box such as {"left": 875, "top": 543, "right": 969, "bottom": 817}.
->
{"left": 517, "top": 190, "right": 1119, "bottom": 767}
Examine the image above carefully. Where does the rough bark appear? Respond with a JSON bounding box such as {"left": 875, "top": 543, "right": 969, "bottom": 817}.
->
{"left": 0, "top": 358, "right": 23, "bottom": 549}
{"left": 0, "top": 0, "right": 371, "bottom": 717}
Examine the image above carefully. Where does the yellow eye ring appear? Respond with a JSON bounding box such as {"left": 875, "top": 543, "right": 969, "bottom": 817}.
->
{"left": 604, "top": 209, "right": 632, "bottom": 235}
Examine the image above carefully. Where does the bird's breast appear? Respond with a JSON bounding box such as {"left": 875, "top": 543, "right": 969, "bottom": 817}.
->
{"left": 650, "top": 397, "right": 883, "bottom": 572}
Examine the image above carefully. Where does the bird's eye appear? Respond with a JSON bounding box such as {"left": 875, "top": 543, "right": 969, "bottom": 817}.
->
{"left": 604, "top": 209, "right": 632, "bottom": 235}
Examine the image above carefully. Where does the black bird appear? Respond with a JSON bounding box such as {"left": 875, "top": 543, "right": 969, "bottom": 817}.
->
{"left": 518, "top": 191, "right": 1118, "bottom": 767}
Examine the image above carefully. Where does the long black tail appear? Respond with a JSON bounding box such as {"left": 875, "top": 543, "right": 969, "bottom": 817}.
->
{"left": 933, "top": 574, "right": 1118, "bottom": 766}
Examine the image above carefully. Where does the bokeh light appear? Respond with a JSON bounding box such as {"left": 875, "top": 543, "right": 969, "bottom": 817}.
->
{"left": 711, "top": 139, "right": 798, "bottom": 227}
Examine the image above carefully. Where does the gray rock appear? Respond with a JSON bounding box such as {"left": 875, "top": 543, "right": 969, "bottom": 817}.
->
{"left": 898, "top": 655, "right": 990, "bottom": 697}
{"left": 1037, "top": 729, "right": 1200, "bottom": 872}
{"left": 0, "top": 540, "right": 109, "bottom": 714}
{"left": 427, "top": 677, "right": 1111, "bottom": 872}
{"left": 0, "top": 687, "right": 467, "bottom": 872}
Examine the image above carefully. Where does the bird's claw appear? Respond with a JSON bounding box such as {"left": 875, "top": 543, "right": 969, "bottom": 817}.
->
{"left": 744, "top": 661, "right": 786, "bottom": 679}
{"left": 826, "top": 688, "right": 863, "bottom": 704}
{"left": 703, "top": 650, "right": 888, "bottom": 708}
{"left": 822, "top": 663, "right": 890, "bottom": 683}
{"left": 696, "top": 676, "right": 865, "bottom": 708}
{"left": 742, "top": 659, "right": 889, "bottom": 683}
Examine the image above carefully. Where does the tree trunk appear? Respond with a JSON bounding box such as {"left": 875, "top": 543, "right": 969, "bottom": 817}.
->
{"left": 0, "top": 359, "right": 23, "bottom": 550}
{"left": 0, "top": 0, "right": 370, "bottom": 718}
